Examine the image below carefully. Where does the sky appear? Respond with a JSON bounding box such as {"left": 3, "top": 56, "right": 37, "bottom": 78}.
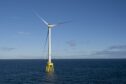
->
{"left": 0, "top": 0, "right": 126, "bottom": 59}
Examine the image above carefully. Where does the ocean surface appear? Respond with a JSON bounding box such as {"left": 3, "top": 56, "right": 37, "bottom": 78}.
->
{"left": 0, "top": 59, "right": 126, "bottom": 84}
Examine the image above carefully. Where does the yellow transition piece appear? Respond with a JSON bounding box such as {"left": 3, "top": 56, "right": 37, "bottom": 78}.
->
{"left": 46, "top": 62, "right": 54, "bottom": 73}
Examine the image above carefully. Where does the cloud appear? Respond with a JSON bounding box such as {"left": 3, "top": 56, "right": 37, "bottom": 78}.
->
{"left": 108, "top": 45, "right": 126, "bottom": 50}
{"left": 17, "top": 32, "right": 31, "bottom": 35}
{"left": 92, "top": 45, "right": 126, "bottom": 58}
{"left": 0, "top": 47, "right": 16, "bottom": 52}
{"left": 66, "top": 40, "right": 76, "bottom": 47}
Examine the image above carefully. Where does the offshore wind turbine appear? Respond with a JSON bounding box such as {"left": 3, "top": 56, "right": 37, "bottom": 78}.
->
{"left": 35, "top": 13, "right": 70, "bottom": 73}
{"left": 35, "top": 14, "right": 58, "bottom": 72}
{"left": 42, "top": 18, "right": 55, "bottom": 72}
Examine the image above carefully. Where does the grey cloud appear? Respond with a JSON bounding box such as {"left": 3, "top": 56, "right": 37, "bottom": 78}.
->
{"left": 108, "top": 45, "right": 126, "bottom": 50}
{"left": 18, "top": 32, "right": 30, "bottom": 35}
{"left": 66, "top": 40, "right": 76, "bottom": 47}
{"left": 0, "top": 47, "right": 16, "bottom": 51}
{"left": 92, "top": 45, "right": 126, "bottom": 58}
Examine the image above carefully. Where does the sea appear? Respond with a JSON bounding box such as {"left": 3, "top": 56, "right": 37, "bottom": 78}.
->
{"left": 0, "top": 59, "right": 126, "bottom": 84}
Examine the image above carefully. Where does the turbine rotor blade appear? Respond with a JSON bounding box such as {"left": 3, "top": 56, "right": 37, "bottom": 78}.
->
{"left": 42, "top": 18, "right": 48, "bottom": 26}
{"left": 43, "top": 30, "right": 48, "bottom": 51}
{"left": 34, "top": 12, "right": 48, "bottom": 26}
{"left": 57, "top": 20, "right": 72, "bottom": 25}
{"left": 42, "top": 30, "right": 49, "bottom": 58}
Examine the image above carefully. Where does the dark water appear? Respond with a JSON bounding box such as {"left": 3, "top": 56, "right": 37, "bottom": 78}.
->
{"left": 0, "top": 59, "right": 126, "bottom": 84}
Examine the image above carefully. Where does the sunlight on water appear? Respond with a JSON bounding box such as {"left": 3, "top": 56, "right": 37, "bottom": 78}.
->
{"left": 43, "top": 72, "right": 57, "bottom": 84}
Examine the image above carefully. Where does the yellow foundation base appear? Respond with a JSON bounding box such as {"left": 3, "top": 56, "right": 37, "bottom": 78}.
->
{"left": 46, "top": 62, "right": 54, "bottom": 73}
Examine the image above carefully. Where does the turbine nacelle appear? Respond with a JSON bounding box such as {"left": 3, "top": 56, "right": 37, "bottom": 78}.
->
{"left": 47, "top": 24, "right": 56, "bottom": 28}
